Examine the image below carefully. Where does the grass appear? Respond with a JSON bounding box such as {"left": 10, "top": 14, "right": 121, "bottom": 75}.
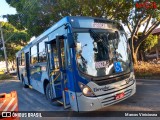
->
{"left": 134, "top": 61, "right": 160, "bottom": 79}
{"left": 0, "top": 71, "right": 13, "bottom": 81}
{"left": 0, "top": 71, "right": 4, "bottom": 74}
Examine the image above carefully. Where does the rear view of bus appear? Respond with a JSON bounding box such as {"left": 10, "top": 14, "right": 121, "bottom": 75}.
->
{"left": 69, "top": 17, "right": 136, "bottom": 111}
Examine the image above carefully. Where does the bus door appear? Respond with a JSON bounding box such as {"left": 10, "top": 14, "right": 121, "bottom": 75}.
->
{"left": 55, "top": 36, "right": 71, "bottom": 109}
{"left": 56, "top": 34, "right": 79, "bottom": 111}
{"left": 46, "top": 37, "right": 70, "bottom": 109}
{"left": 25, "top": 52, "right": 31, "bottom": 85}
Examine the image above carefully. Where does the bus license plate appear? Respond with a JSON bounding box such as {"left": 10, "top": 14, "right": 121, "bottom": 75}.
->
{"left": 115, "top": 92, "right": 124, "bottom": 100}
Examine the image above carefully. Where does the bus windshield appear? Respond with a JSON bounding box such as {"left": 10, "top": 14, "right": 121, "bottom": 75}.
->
{"left": 74, "top": 29, "right": 131, "bottom": 77}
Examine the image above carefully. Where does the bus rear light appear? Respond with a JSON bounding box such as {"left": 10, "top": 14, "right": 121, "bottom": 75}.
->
{"left": 78, "top": 82, "right": 95, "bottom": 97}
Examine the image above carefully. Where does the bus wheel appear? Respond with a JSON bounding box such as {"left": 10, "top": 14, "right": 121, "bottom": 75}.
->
{"left": 46, "top": 83, "right": 54, "bottom": 102}
{"left": 22, "top": 76, "right": 28, "bottom": 88}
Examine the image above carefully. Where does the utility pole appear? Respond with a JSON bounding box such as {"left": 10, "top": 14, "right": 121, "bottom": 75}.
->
{"left": 0, "top": 22, "right": 9, "bottom": 73}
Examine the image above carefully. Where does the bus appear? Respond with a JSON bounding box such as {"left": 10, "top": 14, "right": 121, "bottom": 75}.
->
{"left": 16, "top": 16, "right": 136, "bottom": 111}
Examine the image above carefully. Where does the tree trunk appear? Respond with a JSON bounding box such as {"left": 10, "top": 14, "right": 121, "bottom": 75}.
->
{"left": 132, "top": 52, "right": 138, "bottom": 65}
{"left": 156, "top": 47, "right": 159, "bottom": 59}
{"left": 140, "top": 50, "right": 143, "bottom": 61}
{"left": 142, "top": 50, "right": 147, "bottom": 61}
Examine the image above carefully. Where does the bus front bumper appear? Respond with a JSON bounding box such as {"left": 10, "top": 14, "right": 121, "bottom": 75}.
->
{"left": 76, "top": 80, "right": 136, "bottom": 111}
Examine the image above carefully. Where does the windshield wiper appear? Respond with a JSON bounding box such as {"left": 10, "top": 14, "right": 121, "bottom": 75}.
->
{"left": 89, "top": 29, "right": 102, "bottom": 42}
{"left": 89, "top": 29, "right": 108, "bottom": 48}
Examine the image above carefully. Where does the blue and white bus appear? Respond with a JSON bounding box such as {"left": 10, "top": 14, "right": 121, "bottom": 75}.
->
{"left": 16, "top": 16, "right": 136, "bottom": 111}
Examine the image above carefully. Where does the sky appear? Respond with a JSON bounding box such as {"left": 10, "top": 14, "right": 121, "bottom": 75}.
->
{"left": 0, "top": 0, "right": 17, "bottom": 22}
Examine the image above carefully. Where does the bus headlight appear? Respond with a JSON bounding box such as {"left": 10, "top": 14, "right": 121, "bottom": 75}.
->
{"left": 78, "top": 82, "right": 95, "bottom": 97}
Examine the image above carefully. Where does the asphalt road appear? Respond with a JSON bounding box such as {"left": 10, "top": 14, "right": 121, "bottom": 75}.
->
{"left": 0, "top": 79, "right": 160, "bottom": 120}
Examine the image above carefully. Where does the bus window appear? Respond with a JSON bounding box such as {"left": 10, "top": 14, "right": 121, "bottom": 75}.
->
{"left": 21, "top": 52, "right": 25, "bottom": 65}
{"left": 52, "top": 40, "right": 65, "bottom": 70}
{"left": 38, "top": 39, "right": 48, "bottom": 62}
{"left": 18, "top": 55, "right": 21, "bottom": 66}
{"left": 60, "top": 40, "right": 65, "bottom": 69}
{"left": 53, "top": 44, "right": 59, "bottom": 70}
{"left": 31, "top": 45, "right": 38, "bottom": 64}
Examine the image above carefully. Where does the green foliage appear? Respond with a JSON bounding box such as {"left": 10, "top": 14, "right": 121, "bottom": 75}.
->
{"left": 142, "top": 34, "right": 158, "bottom": 51}
{"left": 0, "top": 22, "right": 29, "bottom": 61}
{"left": 0, "top": 74, "right": 13, "bottom": 80}
{"left": 5, "top": 0, "right": 133, "bottom": 36}
{"left": 0, "top": 71, "right": 4, "bottom": 74}
{"left": 138, "top": 33, "right": 158, "bottom": 52}
{"left": 126, "top": 0, "right": 160, "bottom": 64}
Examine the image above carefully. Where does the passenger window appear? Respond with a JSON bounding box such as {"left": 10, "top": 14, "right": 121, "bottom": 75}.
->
{"left": 38, "top": 38, "right": 48, "bottom": 62}
{"left": 60, "top": 41, "right": 65, "bottom": 68}
{"left": 53, "top": 44, "right": 59, "bottom": 70}
{"left": 52, "top": 40, "right": 65, "bottom": 70}
{"left": 21, "top": 52, "right": 25, "bottom": 65}
{"left": 31, "top": 45, "right": 38, "bottom": 64}
{"left": 18, "top": 56, "right": 21, "bottom": 66}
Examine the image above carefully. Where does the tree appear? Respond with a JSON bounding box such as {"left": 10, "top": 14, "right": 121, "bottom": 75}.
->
{"left": 5, "top": 0, "right": 133, "bottom": 36}
{"left": 0, "top": 22, "right": 29, "bottom": 63}
{"left": 138, "top": 33, "right": 158, "bottom": 60}
{"left": 142, "top": 34, "right": 158, "bottom": 52}
{"left": 5, "top": 0, "right": 160, "bottom": 64}
{"left": 125, "top": 0, "right": 160, "bottom": 64}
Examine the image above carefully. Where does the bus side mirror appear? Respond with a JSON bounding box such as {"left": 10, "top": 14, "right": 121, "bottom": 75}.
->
{"left": 67, "top": 33, "right": 75, "bottom": 48}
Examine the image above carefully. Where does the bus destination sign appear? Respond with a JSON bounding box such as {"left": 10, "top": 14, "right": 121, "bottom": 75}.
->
{"left": 92, "top": 23, "right": 109, "bottom": 29}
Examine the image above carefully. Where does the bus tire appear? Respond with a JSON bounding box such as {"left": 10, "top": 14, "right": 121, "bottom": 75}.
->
{"left": 45, "top": 84, "right": 62, "bottom": 106}
{"left": 21, "top": 75, "right": 28, "bottom": 88}
{"left": 46, "top": 83, "right": 54, "bottom": 102}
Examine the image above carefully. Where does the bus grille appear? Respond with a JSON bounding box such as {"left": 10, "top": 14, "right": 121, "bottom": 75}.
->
{"left": 101, "top": 89, "right": 132, "bottom": 107}
{"left": 92, "top": 73, "right": 130, "bottom": 86}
